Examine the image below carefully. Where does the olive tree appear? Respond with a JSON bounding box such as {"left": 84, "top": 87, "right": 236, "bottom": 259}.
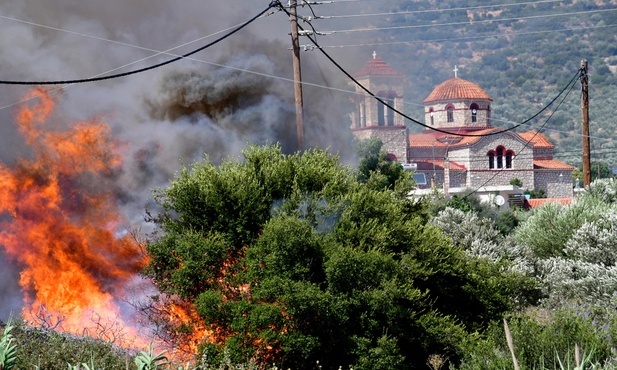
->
{"left": 145, "top": 144, "right": 536, "bottom": 369}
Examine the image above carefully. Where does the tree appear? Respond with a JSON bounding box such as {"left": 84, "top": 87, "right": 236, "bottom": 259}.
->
{"left": 353, "top": 137, "right": 409, "bottom": 191}
{"left": 145, "top": 144, "right": 536, "bottom": 369}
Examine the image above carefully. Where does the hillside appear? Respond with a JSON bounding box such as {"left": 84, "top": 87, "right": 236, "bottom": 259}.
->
{"left": 322, "top": 0, "right": 617, "bottom": 171}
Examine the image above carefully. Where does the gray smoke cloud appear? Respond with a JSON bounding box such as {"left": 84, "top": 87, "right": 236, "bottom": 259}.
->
{"left": 0, "top": 0, "right": 374, "bottom": 320}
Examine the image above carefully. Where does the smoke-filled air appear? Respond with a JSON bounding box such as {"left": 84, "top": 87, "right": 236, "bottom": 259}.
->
{"left": 0, "top": 0, "right": 372, "bottom": 346}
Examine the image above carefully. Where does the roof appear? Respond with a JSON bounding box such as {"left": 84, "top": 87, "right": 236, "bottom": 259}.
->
{"left": 533, "top": 159, "right": 576, "bottom": 170}
{"left": 413, "top": 159, "right": 467, "bottom": 171}
{"left": 423, "top": 77, "right": 493, "bottom": 104}
{"left": 409, "top": 129, "right": 564, "bottom": 153}
{"left": 409, "top": 128, "right": 497, "bottom": 148}
{"left": 518, "top": 131, "right": 555, "bottom": 149}
{"left": 527, "top": 198, "right": 573, "bottom": 208}
{"left": 353, "top": 56, "right": 404, "bottom": 78}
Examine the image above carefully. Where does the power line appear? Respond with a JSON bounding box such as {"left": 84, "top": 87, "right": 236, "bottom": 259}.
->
{"left": 317, "top": 0, "right": 565, "bottom": 18}
{"left": 324, "top": 8, "right": 617, "bottom": 33}
{"left": 284, "top": 8, "right": 581, "bottom": 138}
{"left": 319, "top": 23, "right": 617, "bottom": 48}
{"left": 467, "top": 68, "right": 579, "bottom": 196}
{"left": 0, "top": 2, "right": 277, "bottom": 85}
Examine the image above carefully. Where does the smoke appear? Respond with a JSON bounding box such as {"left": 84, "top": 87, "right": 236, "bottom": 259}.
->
{"left": 0, "top": 0, "right": 363, "bottom": 321}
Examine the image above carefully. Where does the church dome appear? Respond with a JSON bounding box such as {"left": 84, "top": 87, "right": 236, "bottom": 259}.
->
{"left": 423, "top": 77, "right": 492, "bottom": 104}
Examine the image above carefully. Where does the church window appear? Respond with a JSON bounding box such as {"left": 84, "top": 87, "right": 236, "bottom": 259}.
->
{"left": 386, "top": 92, "right": 395, "bottom": 126}
{"left": 446, "top": 105, "right": 454, "bottom": 123}
{"left": 505, "top": 150, "right": 514, "bottom": 169}
{"left": 429, "top": 108, "right": 434, "bottom": 126}
{"left": 496, "top": 146, "right": 504, "bottom": 169}
{"left": 487, "top": 150, "right": 495, "bottom": 169}
{"left": 377, "top": 92, "right": 386, "bottom": 126}
{"left": 470, "top": 103, "right": 479, "bottom": 123}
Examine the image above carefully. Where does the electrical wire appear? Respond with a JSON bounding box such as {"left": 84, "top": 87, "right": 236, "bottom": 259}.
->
{"left": 318, "top": 0, "right": 565, "bottom": 18}
{"left": 278, "top": 0, "right": 581, "bottom": 138}
{"left": 0, "top": 2, "right": 278, "bottom": 85}
{"left": 320, "top": 23, "right": 617, "bottom": 48}
{"left": 466, "top": 67, "right": 579, "bottom": 196}
{"left": 325, "top": 8, "right": 617, "bottom": 34}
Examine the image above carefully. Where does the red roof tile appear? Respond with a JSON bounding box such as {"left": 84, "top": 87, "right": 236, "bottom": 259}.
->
{"left": 409, "top": 128, "right": 498, "bottom": 148}
{"left": 533, "top": 159, "right": 575, "bottom": 170}
{"left": 353, "top": 57, "right": 404, "bottom": 78}
{"left": 413, "top": 159, "right": 467, "bottom": 171}
{"left": 527, "top": 198, "right": 573, "bottom": 208}
{"left": 518, "top": 131, "right": 555, "bottom": 149}
{"left": 423, "top": 77, "right": 492, "bottom": 103}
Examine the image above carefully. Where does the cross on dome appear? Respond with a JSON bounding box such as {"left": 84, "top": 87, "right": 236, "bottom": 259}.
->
{"left": 453, "top": 65, "right": 458, "bottom": 78}
{"left": 372, "top": 50, "right": 377, "bottom": 59}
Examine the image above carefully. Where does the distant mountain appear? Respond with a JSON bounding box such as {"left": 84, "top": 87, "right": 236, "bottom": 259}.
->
{"left": 334, "top": 0, "right": 617, "bottom": 170}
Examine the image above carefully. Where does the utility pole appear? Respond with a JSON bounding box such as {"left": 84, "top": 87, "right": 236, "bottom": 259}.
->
{"left": 289, "top": 0, "right": 305, "bottom": 150}
{"left": 580, "top": 59, "right": 591, "bottom": 187}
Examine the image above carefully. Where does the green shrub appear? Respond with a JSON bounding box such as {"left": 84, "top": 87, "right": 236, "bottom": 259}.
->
{"left": 456, "top": 309, "right": 615, "bottom": 369}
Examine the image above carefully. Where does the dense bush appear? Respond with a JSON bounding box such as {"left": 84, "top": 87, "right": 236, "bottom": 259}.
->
{"left": 457, "top": 308, "right": 617, "bottom": 369}
{"left": 145, "top": 144, "right": 537, "bottom": 369}
{"left": 0, "top": 318, "right": 131, "bottom": 369}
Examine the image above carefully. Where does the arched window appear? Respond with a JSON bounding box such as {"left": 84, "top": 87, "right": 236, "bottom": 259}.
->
{"left": 359, "top": 101, "right": 366, "bottom": 127}
{"left": 496, "top": 146, "right": 504, "bottom": 169}
{"left": 505, "top": 150, "right": 514, "bottom": 169}
{"left": 470, "top": 103, "right": 479, "bottom": 123}
{"left": 385, "top": 153, "right": 397, "bottom": 162}
{"left": 429, "top": 108, "right": 434, "bottom": 126}
{"left": 487, "top": 150, "right": 495, "bottom": 169}
{"left": 446, "top": 105, "right": 454, "bottom": 123}
{"left": 386, "top": 92, "right": 395, "bottom": 126}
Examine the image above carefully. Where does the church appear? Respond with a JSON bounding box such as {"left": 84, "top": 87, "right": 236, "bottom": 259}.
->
{"left": 349, "top": 53, "right": 574, "bottom": 206}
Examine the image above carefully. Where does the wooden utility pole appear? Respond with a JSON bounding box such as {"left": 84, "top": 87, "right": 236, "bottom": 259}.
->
{"left": 581, "top": 59, "right": 591, "bottom": 187}
{"left": 289, "top": 0, "right": 305, "bottom": 150}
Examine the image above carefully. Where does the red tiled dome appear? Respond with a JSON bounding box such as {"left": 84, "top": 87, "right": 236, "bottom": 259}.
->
{"left": 353, "top": 57, "right": 403, "bottom": 78}
{"left": 423, "top": 77, "right": 492, "bottom": 103}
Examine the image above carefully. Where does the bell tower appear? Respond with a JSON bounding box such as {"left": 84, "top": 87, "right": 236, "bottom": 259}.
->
{"left": 350, "top": 52, "right": 408, "bottom": 162}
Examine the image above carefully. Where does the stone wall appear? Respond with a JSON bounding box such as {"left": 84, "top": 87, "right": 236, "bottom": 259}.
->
{"left": 352, "top": 126, "right": 409, "bottom": 162}
{"left": 535, "top": 170, "right": 574, "bottom": 198}
{"left": 424, "top": 100, "right": 491, "bottom": 129}
{"left": 352, "top": 76, "right": 405, "bottom": 128}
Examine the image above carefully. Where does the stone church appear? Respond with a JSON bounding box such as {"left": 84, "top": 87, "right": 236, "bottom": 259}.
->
{"left": 350, "top": 54, "right": 574, "bottom": 203}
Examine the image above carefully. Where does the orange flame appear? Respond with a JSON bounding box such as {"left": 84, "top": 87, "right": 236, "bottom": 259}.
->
{"left": 0, "top": 88, "right": 147, "bottom": 346}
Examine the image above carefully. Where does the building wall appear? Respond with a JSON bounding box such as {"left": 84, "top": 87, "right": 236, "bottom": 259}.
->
{"left": 535, "top": 170, "right": 574, "bottom": 198}
{"left": 469, "top": 134, "right": 533, "bottom": 170}
{"left": 352, "top": 126, "right": 408, "bottom": 162}
{"left": 424, "top": 100, "right": 491, "bottom": 128}
{"left": 352, "top": 76, "right": 405, "bottom": 128}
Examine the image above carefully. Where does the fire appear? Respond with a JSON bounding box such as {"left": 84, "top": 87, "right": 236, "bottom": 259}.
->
{"left": 0, "top": 88, "right": 147, "bottom": 345}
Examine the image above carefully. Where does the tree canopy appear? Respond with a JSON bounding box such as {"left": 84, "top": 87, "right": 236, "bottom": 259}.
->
{"left": 145, "top": 144, "right": 536, "bottom": 369}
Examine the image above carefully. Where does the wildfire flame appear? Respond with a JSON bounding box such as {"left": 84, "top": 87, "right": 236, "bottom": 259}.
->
{"left": 0, "top": 88, "right": 147, "bottom": 345}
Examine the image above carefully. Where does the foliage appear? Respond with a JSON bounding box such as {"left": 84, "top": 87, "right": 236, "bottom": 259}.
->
{"left": 353, "top": 137, "right": 410, "bottom": 192}
{"left": 134, "top": 344, "right": 169, "bottom": 370}
{"left": 510, "top": 178, "right": 523, "bottom": 187}
{"left": 508, "top": 179, "right": 617, "bottom": 307}
{"left": 1, "top": 318, "right": 131, "bottom": 370}
{"left": 145, "top": 144, "right": 535, "bottom": 369}
{"left": 524, "top": 188, "right": 547, "bottom": 199}
{"left": 456, "top": 309, "right": 615, "bottom": 370}
{"left": 514, "top": 196, "right": 609, "bottom": 258}
{"left": 0, "top": 318, "right": 17, "bottom": 370}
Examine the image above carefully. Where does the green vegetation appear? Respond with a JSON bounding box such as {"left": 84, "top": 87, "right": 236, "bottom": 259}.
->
{"left": 144, "top": 144, "right": 536, "bottom": 369}
{"left": 10, "top": 146, "right": 617, "bottom": 369}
